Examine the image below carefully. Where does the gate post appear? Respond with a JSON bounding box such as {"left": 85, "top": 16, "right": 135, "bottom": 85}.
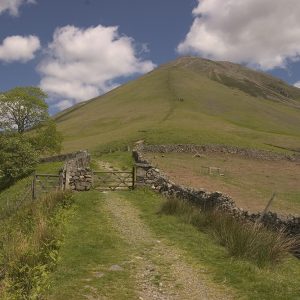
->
{"left": 132, "top": 166, "right": 136, "bottom": 189}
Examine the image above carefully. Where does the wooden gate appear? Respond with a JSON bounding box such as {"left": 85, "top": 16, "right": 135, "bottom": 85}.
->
{"left": 93, "top": 169, "right": 135, "bottom": 191}
{"left": 32, "top": 173, "right": 62, "bottom": 199}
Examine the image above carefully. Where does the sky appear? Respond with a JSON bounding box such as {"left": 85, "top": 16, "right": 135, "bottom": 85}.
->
{"left": 1, "top": 0, "right": 300, "bottom": 114}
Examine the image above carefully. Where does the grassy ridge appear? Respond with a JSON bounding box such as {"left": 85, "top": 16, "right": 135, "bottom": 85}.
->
{"left": 55, "top": 57, "right": 300, "bottom": 153}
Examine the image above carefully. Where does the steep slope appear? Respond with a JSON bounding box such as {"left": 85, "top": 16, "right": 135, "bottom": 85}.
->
{"left": 55, "top": 57, "right": 300, "bottom": 153}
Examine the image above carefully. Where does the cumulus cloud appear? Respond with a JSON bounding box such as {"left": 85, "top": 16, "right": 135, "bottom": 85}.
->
{"left": 178, "top": 0, "right": 300, "bottom": 70}
{"left": 55, "top": 99, "right": 74, "bottom": 111}
{"left": 0, "top": 0, "right": 36, "bottom": 16}
{"left": 0, "top": 35, "right": 40, "bottom": 63}
{"left": 38, "top": 25, "right": 156, "bottom": 110}
{"left": 294, "top": 82, "right": 300, "bottom": 88}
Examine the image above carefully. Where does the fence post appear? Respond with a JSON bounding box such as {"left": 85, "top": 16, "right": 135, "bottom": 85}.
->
{"left": 32, "top": 172, "right": 36, "bottom": 200}
{"left": 59, "top": 170, "right": 64, "bottom": 191}
{"left": 132, "top": 166, "right": 136, "bottom": 190}
{"left": 258, "top": 193, "right": 276, "bottom": 223}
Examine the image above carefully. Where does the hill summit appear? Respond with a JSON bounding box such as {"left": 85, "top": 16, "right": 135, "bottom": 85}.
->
{"left": 55, "top": 56, "right": 300, "bottom": 153}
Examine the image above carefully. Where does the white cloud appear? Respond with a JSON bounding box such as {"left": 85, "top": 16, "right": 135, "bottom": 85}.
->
{"left": 55, "top": 99, "right": 73, "bottom": 111}
{"left": 38, "top": 25, "right": 155, "bottom": 110}
{"left": 294, "top": 82, "right": 300, "bottom": 88}
{"left": 0, "top": 35, "right": 40, "bottom": 63}
{"left": 178, "top": 0, "right": 300, "bottom": 70}
{"left": 0, "top": 0, "right": 36, "bottom": 16}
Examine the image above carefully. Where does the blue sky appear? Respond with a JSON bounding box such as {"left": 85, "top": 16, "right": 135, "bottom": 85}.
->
{"left": 1, "top": 0, "right": 300, "bottom": 114}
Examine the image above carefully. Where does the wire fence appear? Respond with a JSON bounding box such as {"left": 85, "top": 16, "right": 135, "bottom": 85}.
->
{"left": 0, "top": 181, "right": 33, "bottom": 221}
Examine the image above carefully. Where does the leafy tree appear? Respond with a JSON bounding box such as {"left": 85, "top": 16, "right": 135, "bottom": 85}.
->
{"left": 0, "top": 87, "right": 48, "bottom": 133}
{"left": 0, "top": 135, "right": 39, "bottom": 182}
{"left": 30, "top": 120, "right": 63, "bottom": 155}
{"left": 0, "top": 86, "right": 63, "bottom": 184}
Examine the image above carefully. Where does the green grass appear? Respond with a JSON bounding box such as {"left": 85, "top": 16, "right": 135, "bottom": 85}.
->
{"left": 93, "top": 151, "right": 133, "bottom": 170}
{"left": 160, "top": 197, "right": 297, "bottom": 267}
{"left": 0, "top": 161, "right": 63, "bottom": 213}
{"left": 123, "top": 188, "right": 300, "bottom": 300}
{"left": 36, "top": 161, "right": 63, "bottom": 174}
{"left": 54, "top": 57, "right": 300, "bottom": 154}
{"left": 0, "top": 191, "right": 74, "bottom": 299}
{"left": 46, "top": 191, "right": 136, "bottom": 300}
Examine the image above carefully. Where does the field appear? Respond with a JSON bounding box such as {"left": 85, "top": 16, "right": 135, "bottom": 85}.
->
{"left": 145, "top": 152, "right": 300, "bottom": 216}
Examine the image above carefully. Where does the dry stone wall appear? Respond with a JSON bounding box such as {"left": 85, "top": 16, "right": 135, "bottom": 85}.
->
{"left": 133, "top": 147, "right": 300, "bottom": 238}
{"left": 60, "top": 151, "right": 93, "bottom": 191}
{"left": 139, "top": 144, "right": 300, "bottom": 162}
{"left": 42, "top": 150, "right": 93, "bottom": 191}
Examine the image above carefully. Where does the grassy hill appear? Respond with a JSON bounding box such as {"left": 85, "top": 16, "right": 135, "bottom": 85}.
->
{"left": 55, "top": 56, "right": 300, "bottom": 153}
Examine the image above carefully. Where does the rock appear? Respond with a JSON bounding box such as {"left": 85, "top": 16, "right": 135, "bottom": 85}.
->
{"left": 109, "top": 265, "right": 124, "bottom": 271}
{"left": 92, "top": 271, "right": 104, "bottom": 278}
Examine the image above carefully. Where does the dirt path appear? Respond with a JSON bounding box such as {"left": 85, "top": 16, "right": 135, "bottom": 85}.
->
{"left": 102, "top": 192, "right": 233, "bottom": 300}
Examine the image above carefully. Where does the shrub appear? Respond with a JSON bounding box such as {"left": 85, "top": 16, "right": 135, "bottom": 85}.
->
{"left": 0, "top": 191, "right": 74, "bottom": 299}
{"left": 0, "top": 135, "right": 39, "bottom": 183}
{"left": 160, "top": 198, "right": 298, "bottom": 267}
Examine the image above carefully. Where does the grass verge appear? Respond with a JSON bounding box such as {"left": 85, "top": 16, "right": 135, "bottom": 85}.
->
{"left": 46, "top": 191, "right": 136, "bottom": 300}
{"left": 124, "top": 188, "right": 300, "bottom": 300}
{"left": 161, "top": 197, "right": 298, "bottom": 267}
{"left": 0, "top": 161, "right": 64, "bottom": 219}
{"left": 0, "top": 191, "right": 74, "bottom": 299}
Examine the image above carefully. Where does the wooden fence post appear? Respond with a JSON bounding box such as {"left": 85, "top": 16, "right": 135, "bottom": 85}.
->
{"left": 132, "top": 166, "right": 136, "bottom": 189}
{"left": 32, "top": 172, "right": 36, "bottom": 200}
{"left": 258, "top": 193, "right": 276, "bottom": 223}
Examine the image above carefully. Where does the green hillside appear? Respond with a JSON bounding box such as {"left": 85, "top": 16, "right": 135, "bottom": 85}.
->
{"left": 55, "top": 57, "right": 300, "bottom": 153}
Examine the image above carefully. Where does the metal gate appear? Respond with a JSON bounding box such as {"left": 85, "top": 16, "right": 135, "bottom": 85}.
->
{"left": 93, "top": 169, "right": 135, "bottom": 191}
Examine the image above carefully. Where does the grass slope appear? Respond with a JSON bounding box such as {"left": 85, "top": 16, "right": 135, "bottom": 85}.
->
{"left": 55, "top": 57, "right": 300, "bottom": 153}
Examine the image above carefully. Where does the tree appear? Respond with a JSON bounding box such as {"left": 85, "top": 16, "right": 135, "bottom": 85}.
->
{"left": 0, "top": 87, "right": 48, "bottom": 133}
{"left": 29, "top": 120, "right": 63, "bottom": 155}
{"left": 0, "top": 87, "right": 63, "bottom": 185}
{"left": 0, "top": 135, "right": 39, "bottom": 182}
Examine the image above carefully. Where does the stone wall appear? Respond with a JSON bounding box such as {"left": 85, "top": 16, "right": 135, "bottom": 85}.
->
{"left": 138, "top": 144, "right": 300, "bottom": 162}
{"left": 60, "top": 151, "right": 93, "bottom": 191}
{"left": 133, "top": 148, "right": 300, "bottom": 238}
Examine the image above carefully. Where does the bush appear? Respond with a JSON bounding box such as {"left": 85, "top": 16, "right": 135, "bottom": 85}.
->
{"left": 160, "top": 198, "right": 298, "bottom": 267}
{"left": 0, "top": 191, "right": 74, "bottom": 299}
{"left": 0, "top": 135, "right": 39, "bottom": 183}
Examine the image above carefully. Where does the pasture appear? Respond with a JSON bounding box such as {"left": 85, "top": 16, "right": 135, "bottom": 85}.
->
{"left": 145, "top": 152, "right": 300, "bottom": 216}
